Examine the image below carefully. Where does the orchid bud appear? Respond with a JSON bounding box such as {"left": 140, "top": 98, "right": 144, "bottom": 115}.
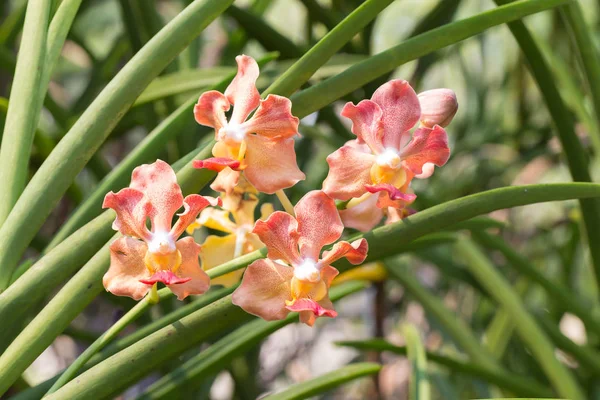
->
{"left": 418, "top": 89, "right": 458, "bottom": 128}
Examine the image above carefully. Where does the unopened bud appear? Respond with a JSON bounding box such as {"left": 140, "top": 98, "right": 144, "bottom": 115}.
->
{"left": 418, "top": 89, "right": 458, "bottom": 128}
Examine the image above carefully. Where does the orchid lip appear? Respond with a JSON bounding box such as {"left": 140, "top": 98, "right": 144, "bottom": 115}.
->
{"left": 147, "top": 231, "right": 176, "bottom": 254}
{"left": 376, "top": 148, "right": 401, "bottom": 168}
{"left": 293, "top": 258, "right": 321, "bottom": 282}
{"left": 218, "top": 124, "right": 246, "bottom": 143}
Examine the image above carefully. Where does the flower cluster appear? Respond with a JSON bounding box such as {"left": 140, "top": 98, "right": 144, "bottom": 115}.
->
{"left": 102, "top": 54, "right": 457, "bottom": 326}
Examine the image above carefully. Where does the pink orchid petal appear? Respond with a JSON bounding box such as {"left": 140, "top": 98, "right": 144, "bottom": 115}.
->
{"left": 210, "top": 167, "right": 241, "bottom": 195}
{"left": 103, "top": 237, "right": 151, "bottom": 301}
{"left": 371, "top": 79, "right": 421, "bottom": 149}
{"left": 340, "top": 100, "right": 384, "bottom": 153}
{"left": 295, "top": 191, "right": 343, "bottom": 261}
{"left": 365, "top": 184, "right": 417, "bottom": 203}
{"left": 194, "top": 91, "right": 230, "bottom": 133}
{"left": 322, "top": 142, "right": 375, "bottom": 201}
{"left": 319, "top": 238, "right": 368, "bottom": 267}
{"left": 130, "top": 160, "right": 184, "bottom": 233}
{"left": 252, "top": 211, "right": 301, "bottom": 265}
{"left": 193, "top": 158, "right": 241, "bottom": 172}
{"left": 170, "top": 195, "right": 220, "bottom": 239}
{"left": 339, "top": 193, "right": 384, "bottom": 232}
{"left": 168, "top": 237, "right": 211, "bottom": 300}
{"left": 232, "top": 259, "right": 294, "bottom": 321}
{"left": 139, "top": 270, "right": 191, "bottom": 285}
{"left": 240, "top": 94, "right": 299, "bottom": 139}
{"left": 400, "top": 125, "right": 450, "bottom": 175}
{"left": 287, "top": 298, "right": 337, "bottom": 327}
{"left": 225, "top": 55, "right": 260, "bottom": 125}
{"left": 418, "top": 88, "right": 458, "bottom": 128}
{"left": 103, "top": 188, "right": 152, "bottom": 241}
{"left": 320, "top": 265, "right": 339, "bottom": 287}
{"left": 243, "top": 135, "right": 305, "bottom": 194}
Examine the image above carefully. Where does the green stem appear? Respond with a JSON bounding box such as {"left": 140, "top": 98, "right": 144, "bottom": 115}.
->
{"left": 403, "top": 324, "right": 430, "bottom": 400}
{"left": 263, "top": 0, "right": 393, "bottom": 97}
{"left": 455, "top": 237, "right": 585, "bottom": 400}
{"left": 0, "top": 0, "right": 51, "bottom": 224}
{"left": 262, "top": 363, "right": 381, "bottom": 400}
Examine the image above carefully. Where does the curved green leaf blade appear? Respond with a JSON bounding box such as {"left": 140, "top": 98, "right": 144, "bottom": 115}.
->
{"left": 403, "top": 324, "right": 430, "bottom": 400}
{"left": 261, "top": 363, "right": 381, "bottom": 400}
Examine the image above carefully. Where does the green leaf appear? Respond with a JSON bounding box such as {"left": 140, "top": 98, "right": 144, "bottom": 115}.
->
{"left": 289, "top": 0, "right": 574, "bottom": 119}
{"left": 403, "top": 324, "right": 430, "bottom": 400}
{"left": 455, "top": 238, "right": 585, "bottom": 400}
{"left": 263, "top": 0, "right": 394, "bottom": 97}
{"left": 336, "top": 339, "right": 553, "bottom": 398}
{"left": 135, "top": 282, "right": 367, "bottom": 400}
{"left": 261, "top": 363, "right": 381, "bottom": 400}
{"left": 0, "top": 0, "right": 51, "bottom": 224}
{"left": 0, "top": 0, "right": 235, "bottom": 290}
{"left": 493, "top": 0, "right": 600, "bottom": 307}
{"left": 385, "top": 260, "right": 499, "bottom": 370}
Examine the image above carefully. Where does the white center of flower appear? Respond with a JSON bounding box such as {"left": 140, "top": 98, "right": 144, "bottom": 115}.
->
{"left": 293, "top": 259, "right": 321, "bottom": 282}
{"left": 376, "top": 147, "right": 401, "bottom": 169}
{"left": 218, "top": 124, "right": 246, "bottom": 142}
{"left": 147, "top": 231, "right": 176, "bottom": 255}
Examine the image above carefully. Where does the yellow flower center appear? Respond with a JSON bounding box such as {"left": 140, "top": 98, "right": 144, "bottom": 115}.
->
{"left": 144, "top": 250, "right": 182, "bottom": 273}
{"left": 370, "top": 163, "right": 407, "bottom": 187}
{"left": 287, "top": 276, "right": 328, "bottom": 304}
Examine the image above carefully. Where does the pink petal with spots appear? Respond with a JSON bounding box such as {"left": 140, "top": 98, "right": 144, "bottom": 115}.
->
{"left": 193, "top": 158, "right": 241, "bottom": 172}
{"left": 168, "top": 237, "right": 210, "bottom": 300}
{"left": 415, "top": 162, "right": 435, "bottom": 179}
{"left": 232, "top": 259, "right": 293, "bottom": 321}
{"left": 339, "top": 193, "right": 383, "bottom": 232}
{"left": 243, "top": 135, "right": 305, "bottom": 194}
{"left": 225, "top": 55, "right": 260, "bottom": 125}
{"left": 371, "top": 79, "right": 421, "bottom": 150}
{"left": 295, "top": 191, "right": 343, "bottom": 261}
{"left": 400, "top": 125, "right": 450, "bottom": 175}
{"left": 240, "top": 95, "right": 299, "bottom": 139}
{"left": 103, "top": 237, "right": 150, "bottom": 301}
{"left": 319, "top": 239, "right": 368, "bottom": 267}
{"left": 322, "top": 143, "right": 375, "bottom": 201}
{"left": 103, "top": 188, "right": 152, "bottom": 241}
{"left": 130, "top": 160, "right": 183, "bottom": 233}
{"left": 252, "top": 211, "right": 301, "bottom": 265}
{"left": 139, "top": 270, "right": 191, "bottom": 285}
{"left": 194, "top": 91, "right": 230, "bottom": 133}
{"left": 340, "top": 100, "right": 384, "bottom": 153}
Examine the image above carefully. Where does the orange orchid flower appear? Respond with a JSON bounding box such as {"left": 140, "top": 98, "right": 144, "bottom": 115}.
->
{"left": 232, "top": 191, "right": 368, "bottom": 326}
{"left": 102, "top": 160, "right": 220, "bottom": 300}
{"left": 193, "top": 55, "right": 305, "bottom": 194}
{"left": 323, "top": 80, "right": 457, "bottom": 209}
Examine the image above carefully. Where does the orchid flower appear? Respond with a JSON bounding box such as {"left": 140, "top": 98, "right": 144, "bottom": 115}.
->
{"left": 322, "top": 80, "right": 456, "bottom": 209}
{"left": 193, "top": 54, "right": 305, "bottom": 194}
{"left": 102, "top": 160, "right": 220, "bottom": 300}
{"left": 232, "top": 191, "right": 368, "bottom": 326}
{"left": 187, "top": 193, "right": 274, "bottom": 287}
